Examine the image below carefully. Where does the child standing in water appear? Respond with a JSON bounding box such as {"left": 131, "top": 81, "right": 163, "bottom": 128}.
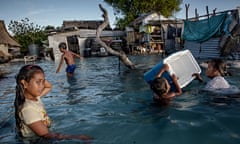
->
{"left": 150, "top": 64, "right": 182, "bottom": 105}
{"left": 15, "top": 64, "right": 93, "bottom": 140}
{"left": 194, "top": 59, "right": 231, "bottom": 91}
{"left": 56, "top": 42, "right": 83, "bottom": 77}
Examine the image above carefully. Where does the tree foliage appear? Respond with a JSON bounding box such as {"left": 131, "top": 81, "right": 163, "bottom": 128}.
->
{"left": 44, "top": 25, "right": 55, "bottom": 31}
{"left": 104, "top": 0, "right": 182, "bottom": 29}
{"left": 8, "top": 18, "right": 47, "bottom": 52}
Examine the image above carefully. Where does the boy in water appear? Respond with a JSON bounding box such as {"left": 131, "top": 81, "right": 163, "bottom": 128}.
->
{"left": 150, "top": 64, "right": 182, "bottom": 105}
{"left": 56, "top": 42, "right": 83, "bottom": 77}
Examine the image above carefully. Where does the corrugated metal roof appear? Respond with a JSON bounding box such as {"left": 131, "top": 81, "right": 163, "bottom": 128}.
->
{"left": 184, "top": 38, "right": 221, "bottom": 59}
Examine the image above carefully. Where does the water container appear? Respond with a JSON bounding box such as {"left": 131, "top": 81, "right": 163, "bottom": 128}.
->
{"left": 144, "top": 49, "right": 201, "bottom": 88}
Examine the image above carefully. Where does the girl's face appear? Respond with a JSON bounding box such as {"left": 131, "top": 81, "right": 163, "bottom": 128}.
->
{"left": 22, "top": 71, "right": 46, "bottom": 100}
{"left": 205, "top": 62, "right": 220, "bottom": 78}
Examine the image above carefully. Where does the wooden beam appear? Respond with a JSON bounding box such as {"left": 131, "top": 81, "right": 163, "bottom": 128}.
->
{"left": 185, "top": 4, "right": 190, "bottom": 20}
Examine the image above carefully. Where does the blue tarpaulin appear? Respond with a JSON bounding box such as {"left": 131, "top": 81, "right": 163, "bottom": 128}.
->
{"left": 182, "top": 13, "right": 227, "bottom": 42}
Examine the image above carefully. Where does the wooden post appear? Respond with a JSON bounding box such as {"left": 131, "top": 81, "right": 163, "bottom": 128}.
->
{"left": 195, "top": 8, "right": 199, "bottom": 19}
{"left": 185, "top": 4, "right": 190, "bottom": 20}
{"left": 213, "top": 8, "right": 217, "bottom": 16}
{"left": 118, "top": 56, "right": 120, "bottom": 74}
{"left": 206, "top": 6, "right": 209, "bottom": 19}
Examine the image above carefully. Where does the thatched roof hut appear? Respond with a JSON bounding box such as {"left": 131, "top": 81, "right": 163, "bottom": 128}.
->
{"left": 0, "top": 20, "right": 21, "bottom": 62}
{"left": 0, "top": 20, "right": 20, "bottom": 47}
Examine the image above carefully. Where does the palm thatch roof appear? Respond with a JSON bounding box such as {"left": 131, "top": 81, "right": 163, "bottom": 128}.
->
{"left": 0, "top": 50, "right": 6, "bottom": 57}
{"left": 0, "top": 20, "right": 20, "bottom": 47}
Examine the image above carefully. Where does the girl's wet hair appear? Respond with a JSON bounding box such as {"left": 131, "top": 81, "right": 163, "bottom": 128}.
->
{"left": 150, "top": 77, "right": 168, "bottom": 97}
{"left": 208, "top": 59, "right": 231, "bottom": 76}
{"left": 14, "top": 65, "right": 44, "bottom": 133}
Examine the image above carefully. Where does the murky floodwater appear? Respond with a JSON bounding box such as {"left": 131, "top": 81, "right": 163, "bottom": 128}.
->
{"left": 0, "top": 55, "right": 240, "bottom": 144}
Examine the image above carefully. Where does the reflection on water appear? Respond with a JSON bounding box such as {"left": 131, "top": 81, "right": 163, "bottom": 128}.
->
{"left": 0, "top": 55, "right": 240, "bottom": 144}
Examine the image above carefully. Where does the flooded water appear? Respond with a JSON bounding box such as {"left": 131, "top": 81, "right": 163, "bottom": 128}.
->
{"left": 0, "top": 55, "right": 240, "bottom": 144}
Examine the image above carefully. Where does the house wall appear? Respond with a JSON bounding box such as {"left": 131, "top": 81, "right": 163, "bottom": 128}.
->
{"left": 48, "top": 35, "right": 67, "bottom": 63}
{"left": 77, "top": 37, "right": 87, "bottom": 55}
{"left": 48, "top": 29, "right": 126, "bottom": 61}
{"left": 165, "top": 39, "right": 176, "bottom": 53}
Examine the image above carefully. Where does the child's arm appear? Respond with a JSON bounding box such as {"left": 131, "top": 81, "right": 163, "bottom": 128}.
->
{"left": 28, "top": 121, "right": 93, "bottom": 140}
{"left": 39, "top": 80, "right": 52, "bottom": 97}
{"left": 56, "top": 55, "right": 64, "bottom": 73}
{"left": 171, "top": 74, "right": 182, "bottom": 96}
{"left": 71, "top": 51, "right": 84, "bottom": 60}
{"left": 156, "top": 64, "right": 169, "bottom": 78}
{"left": 161, "top": 74, "right": 182, "bottom": 99}
{"left": 163, "top": 74, "right": 182, "bottom": 99}
{"left": 192, "top": 73, "right": 203, "bottom": 82}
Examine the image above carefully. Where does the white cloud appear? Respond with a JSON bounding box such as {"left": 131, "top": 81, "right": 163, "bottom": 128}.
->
{"left": 26, "top": 9, "right": 56, "bottom": 17}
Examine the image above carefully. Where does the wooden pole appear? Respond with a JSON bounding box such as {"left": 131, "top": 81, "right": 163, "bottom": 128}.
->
{"left": 185, "top": 4, "right": 190, "bottom": 20}
{"left": 118, "top": 56, "right": 120, "bottom": 74}
{"left": 206, "top": 6, "right": 209, "bottom": 19}
{"left": 195, "top": 8, "right": 199, "bottom": 19}
{"left": 213, "top": 8, "right": 217, "bottom": 16}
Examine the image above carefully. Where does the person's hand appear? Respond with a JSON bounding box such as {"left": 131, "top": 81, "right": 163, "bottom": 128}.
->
{"left": 192, "top": 73, "right": 203, "bottom": 82}
{"left": 80, "top": 135, "right": 93, "bottom": 140}
{"left": 171, "top": 74, "right": 178, "bottom": 82}
{"left": 163, "top": 64, "right": 169, "bottom": 71}
{"left": 80, "top": 57, "right": 84, "bottom": 60}
{"left": 76, "top": 135, "right": 94, "bottom": 141}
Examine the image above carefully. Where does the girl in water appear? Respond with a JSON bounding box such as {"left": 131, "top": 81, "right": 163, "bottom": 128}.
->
{"left": 194, "top": 59, "right": 231, "bottom": 90}
{"left": 15, "top": 64, "right": 93, "bottom": 141}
